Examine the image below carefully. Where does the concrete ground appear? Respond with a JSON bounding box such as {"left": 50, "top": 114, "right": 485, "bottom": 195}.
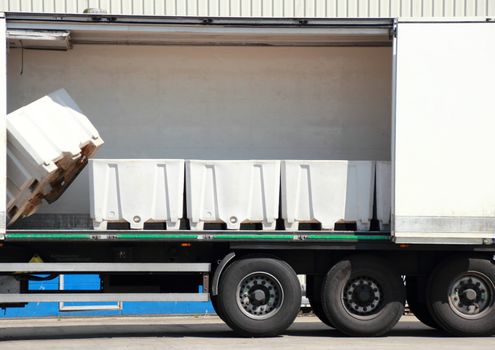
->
{"left": 0, "top": 315, "right": 493, "bottom": 349}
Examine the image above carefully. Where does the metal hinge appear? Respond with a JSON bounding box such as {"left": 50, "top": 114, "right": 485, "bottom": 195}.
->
{"left": 390, "top": 18, "right": 398, "bottom": 39}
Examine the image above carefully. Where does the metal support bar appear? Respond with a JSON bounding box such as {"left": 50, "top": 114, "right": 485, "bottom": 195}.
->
{"left": 4, "top": 15, "right": 393, "bottom": 47}
{"left": 59, "top": 304, "right": 123, "bottom": 311}
{"left": 0, "top": 293, "right": 209, "bottom": 303}
{"left": 202, "top": 273, "right": 209, "bottom": 294}
{"left": 0, "top": 263, "right": 210, "bottom": 273}
{"left": 5, "top": 13, "right": 394, "bottom": 27}
{"left": 58, "top": 274, "right": 123, "bottom": 312}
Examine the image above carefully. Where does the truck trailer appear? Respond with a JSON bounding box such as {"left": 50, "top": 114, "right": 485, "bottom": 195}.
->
{"left": 1, "top": 12, "right": 495, "bottom": 337}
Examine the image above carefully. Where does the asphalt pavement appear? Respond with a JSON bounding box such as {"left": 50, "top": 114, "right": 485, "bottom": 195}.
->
{"left": 0, "top": 315, "right": 492, "bottom": 349}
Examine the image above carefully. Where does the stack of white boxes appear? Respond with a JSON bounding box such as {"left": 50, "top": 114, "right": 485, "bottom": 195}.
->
{"left": 7, "top": 89, "right": 103, "bottom": 225}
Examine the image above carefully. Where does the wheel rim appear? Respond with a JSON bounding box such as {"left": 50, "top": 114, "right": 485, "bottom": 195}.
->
{"left": 236, "top": 271, "right": 284, "bottom": 320}
{"left": 448, "top": 272, "right": 494, "bottom": 319}
{"left": 342, "top": 276, "right": 384, "bottom": 319}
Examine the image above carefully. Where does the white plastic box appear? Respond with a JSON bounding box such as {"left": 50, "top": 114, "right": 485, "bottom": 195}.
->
{"left": 186, "top": 160, "right": 280, "bottom": 230}
{"left": 281, "top": 160, "right": 374, "bottom": 230}
{"left": 90, "top": 159, "right": 185, "bottom": 230}
{"left": 376, "top": 161, "right": 391, "bottom": 230}
{"left": 6, "top": 89, "right": 104, "bottom": 225}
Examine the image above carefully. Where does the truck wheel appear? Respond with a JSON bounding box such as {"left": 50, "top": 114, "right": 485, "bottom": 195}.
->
{"left": 217, "top": 258, "right": 301, "bottom": 337}
{"left": 306, "top": 275, "right": 334, "bottom": 327}
{"left": 210, "top": 295, "right": 226, "bottom": 321}
{"left": 321, "top": 256, "right": 405, "bottom": 336}
{"left": 427, "top": 257, "right": 495, "bottom": 336}
{"left": 406, "top": 276, "right": 439, "bottom": 329}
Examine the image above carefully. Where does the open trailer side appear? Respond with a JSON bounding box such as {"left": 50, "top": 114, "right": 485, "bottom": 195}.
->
{"left": 0, "top": 13, "right": 494, "bottom": 337}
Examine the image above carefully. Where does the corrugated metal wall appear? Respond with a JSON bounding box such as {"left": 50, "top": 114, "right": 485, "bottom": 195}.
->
{"left": 1, "top": 0, "right": 494, "bottom": 17}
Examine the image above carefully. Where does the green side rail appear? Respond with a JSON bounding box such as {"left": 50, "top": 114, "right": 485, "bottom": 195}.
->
{"left": 3, "top": 231, "right": 391, "bottom": 242}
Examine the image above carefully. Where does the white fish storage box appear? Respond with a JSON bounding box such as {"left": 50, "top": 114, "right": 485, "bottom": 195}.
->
{"left": 186, "top": 160, "right": 280, "bottom": 230}
{"left": 376, "top": 161, "right": 392, "bottom": 230}
{"left": 281, "top": 160, "right": 374, "bottom": 230}
{"left": 89, "top": 159, "right": 185, "bottom": 230}
{"left": 6, "top": 89, "right": 103, "bottom": 225}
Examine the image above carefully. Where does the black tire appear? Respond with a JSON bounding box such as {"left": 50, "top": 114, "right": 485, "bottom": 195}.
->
{"left": 210, "top": 295, "right": 226, "bottom": 321}
{"left": 306, "top": 275, "right": 334, "bottom": 327}
{"left": 217, "top": 258, "right": 301, "bottom": 337}
{"left": 321, "top": 255, "right": 405, "bottom": 336}
{"left": 427, "top": 257, "right": 495, "bottom": 336}
{"left": 406, "top": 276, "right": 439, "bottom": 329}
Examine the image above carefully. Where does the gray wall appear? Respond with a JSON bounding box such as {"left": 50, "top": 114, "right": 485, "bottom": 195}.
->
{"left": 7, "top": 45, "right": 391, "bottom": 214}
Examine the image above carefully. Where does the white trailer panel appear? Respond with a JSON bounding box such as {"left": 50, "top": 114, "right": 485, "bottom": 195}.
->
{"left": 393, "top": 22, "right": 495, "bottom": 244}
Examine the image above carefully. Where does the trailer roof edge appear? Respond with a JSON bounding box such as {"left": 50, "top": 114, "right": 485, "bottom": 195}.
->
{"left": 5, "top": 14, "right": 395, "bottom": 47}
{"left": 4, "top": 13, "right": 394, "bottom": 27}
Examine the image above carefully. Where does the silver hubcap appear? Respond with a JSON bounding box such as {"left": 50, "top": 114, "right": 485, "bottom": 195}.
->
{"left": 343, "top": 277, "right": 383, "bottom": 317}
{"left": 236, "top": 272, "right": 284, "bottom": 320}
{"left": 448, "top": 273, "right": 494, "bottom": 319}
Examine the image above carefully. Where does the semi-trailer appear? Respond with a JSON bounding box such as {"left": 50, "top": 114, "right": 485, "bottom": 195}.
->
{"left": 0, "top": 12, "right": 494, "bottom": 337}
